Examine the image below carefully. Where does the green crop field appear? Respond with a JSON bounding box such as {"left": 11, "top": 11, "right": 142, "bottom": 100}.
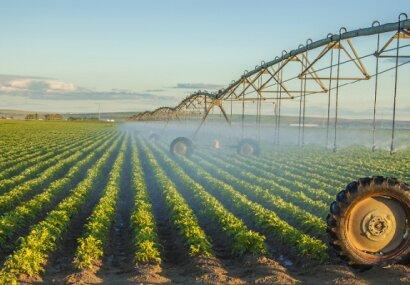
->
{"left": 0, "top": 120, "right": 408, "bottom": 284}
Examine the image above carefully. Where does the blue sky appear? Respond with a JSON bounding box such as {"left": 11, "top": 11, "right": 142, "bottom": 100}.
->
{"left": 0, "top": 0, "right": 408, "bottom": 116}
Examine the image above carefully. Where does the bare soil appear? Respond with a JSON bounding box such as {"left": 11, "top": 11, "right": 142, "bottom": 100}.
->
{"left": 21, "top": 257, "right": 409, "bottom": 284}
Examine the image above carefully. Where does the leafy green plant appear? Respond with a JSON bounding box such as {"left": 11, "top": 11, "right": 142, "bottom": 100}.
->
{"left": 130, "top": 138, "right": 161, "bottom": 264}
{"left": 0, "top": 134, "right": 123, "bottom": 283}
{"left": 140, "top": 141, "right": 213, "bottom": 258}
{"left": 148, "top": 139, "right": 267, "bottom": 256}
{"left": 73, "top": 138, "right": 127, "bottom": 270}
{"left": 172, "top": 150, "right": 328, "bottom": 262}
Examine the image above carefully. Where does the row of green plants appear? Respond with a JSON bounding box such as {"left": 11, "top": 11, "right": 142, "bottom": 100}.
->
{"left": 325, "top": 147, "right": 409, "bottom": 176}
{"left": 147, "top": 139, "right": 267, "bottom": 256}
{"left": 265, "top": 155, "right": 346, "bottom": 189}
{"left": 0, "top": 133, "right": 116, "bottom": 214}
{"left": 264, "top": 146, "right": 408, "bottom": 185}
{"left": 261, "top": 147, "right": 406, "bottom": 196}
{"left": 0, "top": 134, "right": 89, "bottom": 180}
{"left": 0, "top": 121, "right": 109, "bottom": 165}
{"left": 73, "top": 137, "right": 127, "bottom": 270}
{"left": 232, "top": 154, "right": 335, "bottom": 202}
{"left": 260, "top": 152, "right": 351, "bottom": 190}
{"left": 0, "top": 129, "right": 112, "bottom": 180}
{"left": 179, "top": 142, "right": 334, "bottom": 202}
{"left": 129, "top": 138, "right": 162, "bottom": 264}
{"left": 0, "top": 134, "right": 123, "bottom": 283}
{"left": 0, "top": 131, "right": 111, "bottom": 194}
{"left": 0, "top": 128, "right": 71, "bottom": 163}
{"left": 191, "top": 151, "right": 326, "bottom": 237}
{"left": 0, "top": 134, "right": 118, "bottom": 253}
{"left": 259, "top": 147, "right": 359, "bottom": 184}
{"left": 171, "top": 152, "right": 328, "bottom": 262}
{"left": 0, "top": 135, "right": 69, "bottom": 171}
{"left": 193, "top": 148, "right": 328, "bottom": 218}
{"left": 0, "top": 135, "right": 62, "bottom": 160}
{"left": 140, "top": 141, "right": 214, "bottom": 258}
{"left": 223, "top": 154, "right": 329, "bottom": 215}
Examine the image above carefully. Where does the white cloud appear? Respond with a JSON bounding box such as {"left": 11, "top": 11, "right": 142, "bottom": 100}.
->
{"left": 0, "top": 74, "right": 178, "bottom": 112}
{"left": 174, "top": 82, "right": 224, "bottom": 90}
{"left": 1, "top": 77, "right": 77, "bottom": 94}
{"left": 0, "top": 85, "right": 19, "bottom": 92}
{"left": 46, "top": 80, "right": 76, "bottom": 92}
{"left": 0, "top": 74, "right": 172, "bottom": 101}
{"left": 9, "top": 79, "right": 31, "bottom": 89}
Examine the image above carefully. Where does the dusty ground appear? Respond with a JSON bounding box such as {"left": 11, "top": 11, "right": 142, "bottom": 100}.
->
{"left": 20, "top": 256, "right": 409, "bottom": 285}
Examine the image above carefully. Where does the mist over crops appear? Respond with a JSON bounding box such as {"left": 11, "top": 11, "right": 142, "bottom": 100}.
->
{"left": 120, "top": 116, "right": 410, "bottom": 151}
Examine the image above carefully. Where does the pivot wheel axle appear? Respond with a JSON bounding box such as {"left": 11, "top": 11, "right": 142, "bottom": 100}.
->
{"left": 237, "top": 138, "right": 260, "bottom": 156}
{"left": 170, "top": 137, "right": 193, "bottom": 157}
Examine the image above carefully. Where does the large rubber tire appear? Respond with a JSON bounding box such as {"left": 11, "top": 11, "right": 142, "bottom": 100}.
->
{"left": 170, "top": 137, "right": 193, "bottom": 157}
{"left": 327, "top": 176, "right": 410, "bottom": 266}
{"left": 237, "top": 138, "right": 260, "bottom": 156}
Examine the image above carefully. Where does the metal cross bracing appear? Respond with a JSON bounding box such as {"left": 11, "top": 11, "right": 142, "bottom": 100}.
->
{"left": 131, "top": 14, "right": 410, "bottom": 153}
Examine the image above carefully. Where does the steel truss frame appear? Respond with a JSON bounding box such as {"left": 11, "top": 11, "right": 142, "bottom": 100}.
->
{"left": 130, "top": 15, "right": 410, "bottom": 152}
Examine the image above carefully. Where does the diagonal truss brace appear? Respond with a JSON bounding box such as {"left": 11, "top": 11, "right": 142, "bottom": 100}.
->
{"left": 376, "top": 28, "right": 410, "bottom": 58}
{"left": 300, "top": 39, "right": 370, "bottom": 80}
{"left": 193, "top": 99, "right": 231, "bottom": 138}
{"left": 265, "top": 53, "right": 328, "bottom": 93}
{"left": 222, "top": 54, "right": 328, "bottom": 101}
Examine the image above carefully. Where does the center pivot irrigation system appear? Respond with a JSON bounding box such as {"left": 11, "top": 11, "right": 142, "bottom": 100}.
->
{"left": 131, "top": 14, "right": 410, "bottom": 266}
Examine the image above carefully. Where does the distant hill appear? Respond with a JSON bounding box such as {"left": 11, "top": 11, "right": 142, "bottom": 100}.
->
{"left": 1, "top": 109, "right": 409, "bottom": 129}
{"left": 0, "top": 109, "right": 133, "bottom": 121}
{"left": 0, "top": 109, "right": 48, "bottom": 120}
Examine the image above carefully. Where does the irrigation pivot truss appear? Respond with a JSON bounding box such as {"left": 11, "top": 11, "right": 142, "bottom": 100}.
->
{"left": 130, "top": 14, "right": 410, "bottom": 153}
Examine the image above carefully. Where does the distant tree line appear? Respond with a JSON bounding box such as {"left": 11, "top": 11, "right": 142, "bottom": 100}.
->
{"left": 25, "top": 113, "right": 63, "bottom": 120}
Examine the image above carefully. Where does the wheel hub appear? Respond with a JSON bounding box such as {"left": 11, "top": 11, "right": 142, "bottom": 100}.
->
{"left": 362, "top": 212, "right": 391, "bottom": 240}
{"left": 174, "top": 142, "right": 187, "bottom": 155}
{"left": 213, "top": 139, "right": 220, "bottom": 149}
{"left": 346, "top": 196, "right": 407, "bottom": 253}
{"left": 241, "top": 144, "right": 254, "bottom": 155}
